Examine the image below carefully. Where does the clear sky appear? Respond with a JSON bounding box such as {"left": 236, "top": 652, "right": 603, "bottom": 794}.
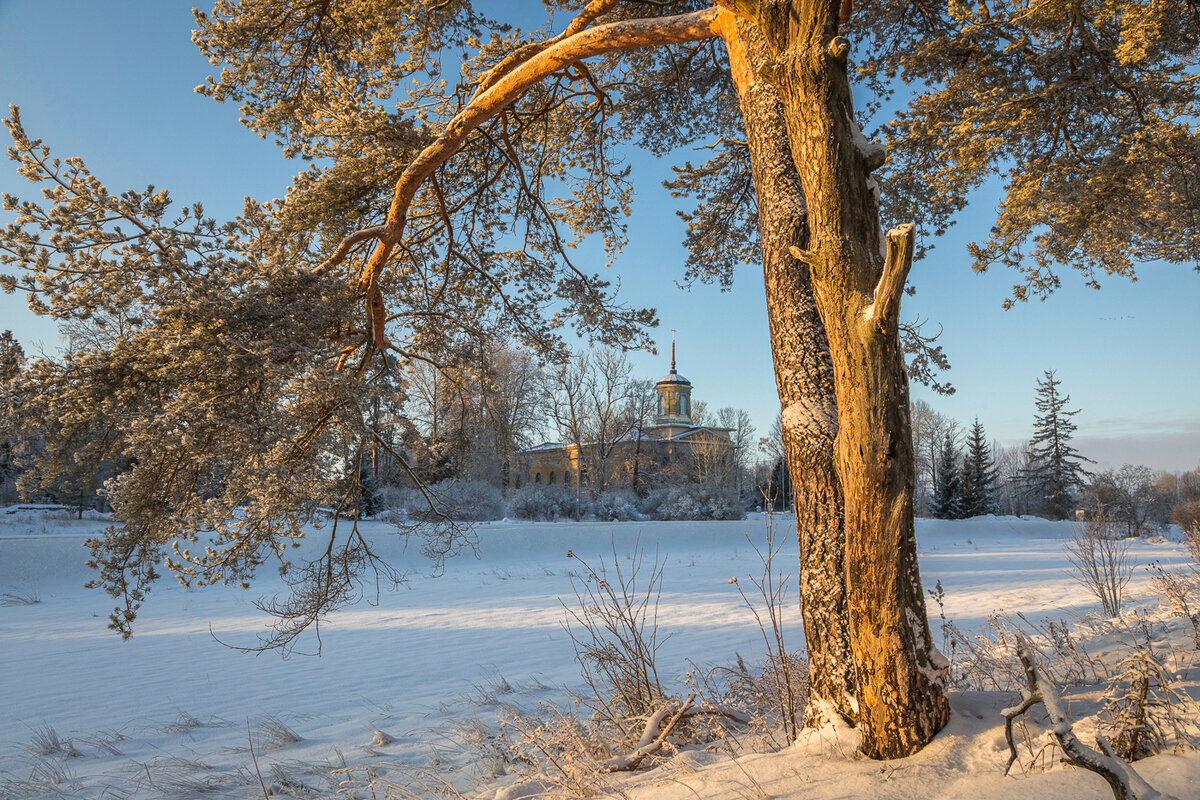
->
{"left": 1, "top": 1, "right": 1197, "bottom": 473}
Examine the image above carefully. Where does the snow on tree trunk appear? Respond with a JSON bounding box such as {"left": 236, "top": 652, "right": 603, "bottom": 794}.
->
{"left": 715, "top": 13, "right": 857, "bottom": 727}
{"left": 753, "top": 0, "right": 949, "bottom": 757}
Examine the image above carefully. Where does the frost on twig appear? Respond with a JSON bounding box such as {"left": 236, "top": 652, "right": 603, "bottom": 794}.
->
{"left": 1002, "top": 635, "right": 1172, "bottom": 800}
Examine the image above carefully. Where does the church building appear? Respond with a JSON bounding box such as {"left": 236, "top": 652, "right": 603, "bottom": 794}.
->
{"left": 510, "top": 338, "right": 737, "bottom": 493}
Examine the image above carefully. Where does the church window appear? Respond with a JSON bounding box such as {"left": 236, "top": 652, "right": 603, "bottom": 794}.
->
{"left": 535, "top": 472, "right": 542, "bottom": 484}
{"left": 681, "top": 394, "right": 688, "bottom": 415}
{"left": 549, "top": 471, "right": 556, "bottom": 485}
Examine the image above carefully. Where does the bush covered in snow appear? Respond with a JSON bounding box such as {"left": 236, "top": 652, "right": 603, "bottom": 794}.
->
{"left": 640, "top": 484, "right": 743, "bottom": 521}
{"left": 586, "top": 490, "right": 642, "bottom": 522}
{"left": 382, "top": 479, "right": 505, "bottom": 521}
{"left": 506, "top": 485, "right": 579, "bottom": 521}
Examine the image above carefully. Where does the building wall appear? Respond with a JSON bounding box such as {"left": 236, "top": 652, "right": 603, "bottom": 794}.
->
{"left": 510, "top": 427, "right": 735, "bottom": 493}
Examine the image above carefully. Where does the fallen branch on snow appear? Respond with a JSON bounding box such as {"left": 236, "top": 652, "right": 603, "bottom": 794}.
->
{"left": 602, "top": 694, "right": 753, "bottom": 772}
{"left": 1003, "top": 634, "right": 1174, "bottom": 800}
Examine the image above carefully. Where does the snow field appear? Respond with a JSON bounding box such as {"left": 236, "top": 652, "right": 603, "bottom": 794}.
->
{"left": 0, "top": 511, "right": 1197, "bottom": 799}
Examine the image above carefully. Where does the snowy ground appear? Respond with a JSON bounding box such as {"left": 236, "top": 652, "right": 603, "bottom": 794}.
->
{"left": 1, "top": 511, "right": 1198, "bottom": 799}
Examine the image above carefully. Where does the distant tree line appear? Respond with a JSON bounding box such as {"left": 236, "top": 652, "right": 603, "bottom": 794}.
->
{"left": 1, "top": 327, "right": 763, "bottom": 520}
{"left": 913, "top": 369, "right": 1200, "bottom": 533}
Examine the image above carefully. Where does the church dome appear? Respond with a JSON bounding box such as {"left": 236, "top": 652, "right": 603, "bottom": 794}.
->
{"left": 656, "top": 370, "right": 691, "bottom": 387}
{"left": 654, "top": 330, "right": 693, "bottom": 426}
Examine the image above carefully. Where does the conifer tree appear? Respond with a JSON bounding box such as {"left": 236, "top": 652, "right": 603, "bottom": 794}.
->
{"left": 0, "top": 330, "right": 24, "bottom": 381}
{"left": 0, "top": 330, "right": 25, "bottom": 498}
{"left": 960, "top": 418, "right": 997, "bottom": 518}
{"left": 931, "top": 433, "right": 964, "bottom": 520}
{"left": 1026, "top": 370, "right": 1093, "bottom": 520}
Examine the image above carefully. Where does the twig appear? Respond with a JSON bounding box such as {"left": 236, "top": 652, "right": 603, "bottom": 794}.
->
{"left": 246, "top": 718, "right": 270, "bottom": 800}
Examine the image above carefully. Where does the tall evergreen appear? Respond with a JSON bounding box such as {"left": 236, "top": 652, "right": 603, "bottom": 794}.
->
{"left": 1025, "top": 370, "right": 1092, "bottom": 520}
{"left": 0, "top": 331, "right": 26, "bottom": 498}
{"left": 0, "top": 331, "right": 25, "bottom": 381}
{"left": 960, "top": 419, "right": 997, "bottom": 517}
{"left": 932, "top": 433, "right": 965, "bottom": 520}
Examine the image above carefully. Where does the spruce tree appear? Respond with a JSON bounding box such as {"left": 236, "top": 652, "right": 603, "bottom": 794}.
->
{"left": 1026, "top": 370, "right": 1093, "bottom": 520}
{"left": 931, "top": 433, "right": 964, "bottom": 520}
{"left": 960, "top": 419, "right": 997, "bottom": 518}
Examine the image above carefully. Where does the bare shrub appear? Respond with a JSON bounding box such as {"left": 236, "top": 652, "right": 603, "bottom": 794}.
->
{"left": 562, "top": 540, "right": 668, "bottom": 732}
{"left": 1101, "top": 631, "right": 1200, "bottom": 760}
{"left": 941, "top": 612, "right": 1107, "bottom": 691}
{"left": 1149, "top": 559, "right": 1200, "bottom": 650}
{"left": 1065, "top": 513, "right": 1132, "bottom": 617}
{"left": 1152, "top": 518, "right": 1200, "bottom": 648}
{"left": 502, "top": 705, "right": 618, "bottom": 796}
{"left": 500, "top": 542, "right": 748, "bottom": 790}
{"left": 726, "top": 508, "right": 805, "bottom": 743}
{"left": 1172, "top": 497, "right": 1200, "bottom": 532}
{"left": 702, "top": 651, "right": 807, "bottom": 752}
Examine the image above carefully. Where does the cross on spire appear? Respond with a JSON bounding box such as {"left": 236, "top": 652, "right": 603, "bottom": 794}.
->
{"left": 671, "top": 328, "right": 676, "bottom": 372}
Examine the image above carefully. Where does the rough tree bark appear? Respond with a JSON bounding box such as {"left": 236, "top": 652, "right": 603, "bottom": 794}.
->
{"left": 715, "top": 12, "right": 857, "bottom": 727}
{"left": 750, "top": 0, "right": 950, "bottom": 757}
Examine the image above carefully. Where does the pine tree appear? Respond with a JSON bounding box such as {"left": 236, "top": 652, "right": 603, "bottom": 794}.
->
{"left": 1026, "top": 370, "right": 1093, "bottom": 520}
{"left": 931, "top": 433, "right": 964, "bottom": 520}
{"left": 0, "top": 331, "right": 26, "bottom": 501}
{"left": 960, "top": 419, "right": 997, "bottom": 518}
{"left": 0, "top": 330, "right": 25, "bottom": 382}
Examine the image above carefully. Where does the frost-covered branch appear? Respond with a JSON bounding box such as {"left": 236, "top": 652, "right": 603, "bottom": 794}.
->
{"left": 1003, "top": 635, "right": 1171, "bottom": 800}
{"left": 602, "top": 693, "right": 695, "bottom": 772}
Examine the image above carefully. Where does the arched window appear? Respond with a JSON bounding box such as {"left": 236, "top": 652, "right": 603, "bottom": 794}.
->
{"left": 535, "top": 472, "right": 542, "bottom": 484}
{"left": 549, "top": 471, "right": 557, "bottom": 485}
{"left": 564, "top": 470, "right": 572, "bottom": 486}
{"left": 681, "top": 394, "right": 688, "bottom": 415}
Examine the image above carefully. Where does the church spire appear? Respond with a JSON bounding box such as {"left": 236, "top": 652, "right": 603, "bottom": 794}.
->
{"left": 671, "top": 328, "right": 676, "bottom": 372}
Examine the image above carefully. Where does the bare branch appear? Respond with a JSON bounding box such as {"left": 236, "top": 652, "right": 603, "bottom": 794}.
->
{"left": 357, "top": 7, "right": 722, "bottom": 297}
{"left": 1002, "top": 635, "right": 1171, "bottom": 800}
{"left": 868, "top": 222, "right": 915, "bottom": 328}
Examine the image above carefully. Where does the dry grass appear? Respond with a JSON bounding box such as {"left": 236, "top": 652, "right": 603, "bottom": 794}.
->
{"left": 256, "top": 715, "right": 303, "bottom": 750}
{"left": 0, "top": 588, "right": 40, "bottom": 607}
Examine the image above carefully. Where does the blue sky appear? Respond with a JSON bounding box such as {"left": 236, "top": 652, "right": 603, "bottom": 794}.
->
{"left": 1, "top": 1, "right": 1197, "bottom": 472}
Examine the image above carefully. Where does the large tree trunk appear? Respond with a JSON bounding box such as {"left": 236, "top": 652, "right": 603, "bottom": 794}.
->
{"left": 715, "top": 13, "right": 857, "bottom": 727}
{"left": 753, "top": 0, "right": 950, "bottom": 758}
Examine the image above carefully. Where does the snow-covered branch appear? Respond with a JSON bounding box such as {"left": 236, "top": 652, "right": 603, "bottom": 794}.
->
{"left": 603, "top": 694, "right": 696, "bottom": 772}
{"left": 1003, "top": 635, "right": 1171, "bottom": 800}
